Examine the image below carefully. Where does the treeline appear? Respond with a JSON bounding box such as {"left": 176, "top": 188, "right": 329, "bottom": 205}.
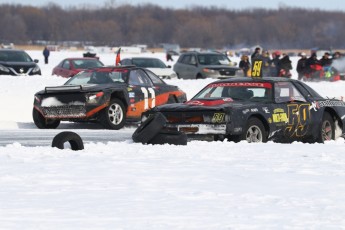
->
{"left": 1, "top": 3, "right": 345, "bottom": 49}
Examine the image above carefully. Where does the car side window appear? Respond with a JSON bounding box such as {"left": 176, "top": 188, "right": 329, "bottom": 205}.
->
{"left": 128, "top": 69, "right": 152, "bottom": 86}
{"left": 180, "top": 55, "right": 191, "bottom": 65}
{"left": 274, "top": 82, "right": 306, "bottom": 103}
{"left": 190, "top": 55, "right": 197, "bottom": 65}
{"left": 121, "top": 59, "right": 131, "bottom": 65}
{"left": 62, "top": 60, "right": 70, "bottom": 69}
{"left": 145, "top": 69, "right": 165, "bottom": 85}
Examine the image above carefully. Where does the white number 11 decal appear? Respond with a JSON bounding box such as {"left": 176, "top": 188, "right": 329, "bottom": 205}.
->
{"left": 141, "top": 87, "right": 156, "bottom": 109}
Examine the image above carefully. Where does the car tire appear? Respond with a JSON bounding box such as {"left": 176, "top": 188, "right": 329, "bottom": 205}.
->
{"left": 32, "top": 108, "right": 60, "bottom": 129}
{"left": 318, "top": 112, "right": 335, "bottom": 143}
{"left": 52, "top": 131, "right": 84, "bottom": 151}
{"left": 149, "top": 130, "right": 188, "bottom": 145}
{"left": 132, "top": 112, "right": 167, "bottom": 144}
{"left": 99, "top": 98, "right": 126, "bottom": 130}
{"left": 241, "top": 117, "right": 267, "bottom": 143}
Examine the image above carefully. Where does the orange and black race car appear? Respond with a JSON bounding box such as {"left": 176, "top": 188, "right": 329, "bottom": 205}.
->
{"left": 33, "top": 66, "right": 187, "bottom": 130}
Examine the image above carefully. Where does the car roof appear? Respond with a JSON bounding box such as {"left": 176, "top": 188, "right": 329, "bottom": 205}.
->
{"left": 213, "top": 77, "right": 298, "bottom": 84}
{"left": 0, "top": 49, "right": 26, "bottom": 53}
{"left": 181, "top": 51, "right": 225, "bottom": 55}
{"left": 86, "top": 65, "right": 138, "bottom": 71}
{"left": 64, "top": 57, "right": 101, "bottom": 61}
{"left": 125, "top": 57, "right": 161, "bottom": 60}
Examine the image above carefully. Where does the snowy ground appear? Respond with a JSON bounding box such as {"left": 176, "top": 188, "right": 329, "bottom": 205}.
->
{"left": 1, "top": 50, "right": 345, "bottom": 229}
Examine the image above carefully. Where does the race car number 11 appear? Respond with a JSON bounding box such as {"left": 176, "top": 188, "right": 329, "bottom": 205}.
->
{"left": 141, "top": 87, "right": 156, "bottom": 109}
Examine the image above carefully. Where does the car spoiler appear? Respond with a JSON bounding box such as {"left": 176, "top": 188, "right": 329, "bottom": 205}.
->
{"left": 45, "top": 85, "right": 83, "bottom": 93}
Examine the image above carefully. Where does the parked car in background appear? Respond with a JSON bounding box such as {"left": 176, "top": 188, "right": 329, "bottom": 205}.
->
{"left": 52, "top": 57, "right": 104, "bottom": 78}
{"left": 33, "top": 66, "right": 186, "bottom": 130}
{"left": 0, "top": 49, "right": 41, "bottom": 75}
{"left": 120, "top": 57, "right": 177, "bottom": 79}
{"left": 173, "top": 51, "right": 241, "bottom": 79}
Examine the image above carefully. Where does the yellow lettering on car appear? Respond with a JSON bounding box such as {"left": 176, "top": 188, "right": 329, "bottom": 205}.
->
{"left": 212, "top": 113, "right": 225, "bottom": 123}
{"left": 272, "top": 113, "right": 288, "bottom": 123}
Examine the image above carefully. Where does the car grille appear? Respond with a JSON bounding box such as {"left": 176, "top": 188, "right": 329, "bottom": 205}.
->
{"left": 8, "top": 66, "right": 33, "bottom": 75}
{"left": 219, "top": 69, "right": 237, "bottom": 76}
{"left": 42, "top": 105, "right": 86, "bottom": 118}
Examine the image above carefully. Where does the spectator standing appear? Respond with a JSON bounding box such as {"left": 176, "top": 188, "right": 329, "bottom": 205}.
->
{"left": 261, "top": 51, "right": 272, "bottom": 77}
{"left": 239, "top": 55, "right": 251, "bottom": 77}
{"left": 319, "top": 52, "right": 332, "bottom": 67}
{"left": 296, "top": 52, "right": 308, "bottom": 80}
{"left": 278, "top": 53, "right": 293, "bottom": 78}
{"left": 271, "top": 51, "right": 281, "bottom": 77}
{"left": 43, "top": 46, "right": 50, "bottom": 64}
{"left": 166, "top": 51, "right": 173, "bottom": 62}
{"left": 251, "top": 47, "right": 261, "bottom": 62}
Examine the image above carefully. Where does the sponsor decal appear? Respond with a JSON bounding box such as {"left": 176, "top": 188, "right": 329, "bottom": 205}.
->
{"left": 251, "top": 108, "right": 258, "bottom": 112}
{"left": 128, "top": 92, "right": 135, "bottom": 98}
{"left": 273, "top": 108, "right": 284, "bottom": 114}
{"left": 223, "top": 98, "right": 233, "bottom": 102}
{"left": 127, "top": 87, "right": 132, "bottom": 91}
{"left": 262, "top": 107, "right": 270, "bottom": 113}
{"left": 310, "top": 101, "right": 320, "bottom": 111}
{"left": 268, "top": 118, "right": 272, "bottom": 123}
{"left": 242, "top": 109, "right": 250, "bottom": 114}
{"left": 212, "top": 113, "right": 225, "bottom": 123}
{"left": 272, "top": 111, "right": 288, "bottom": 123}
{"left": 208, "top": 82, "right": 272, "bottom": 88}
{"left": 317, "top": 100, "right": 345, "bottom": 107}
{"left": 186, "top": 100, "right": 205, "bottom": 105}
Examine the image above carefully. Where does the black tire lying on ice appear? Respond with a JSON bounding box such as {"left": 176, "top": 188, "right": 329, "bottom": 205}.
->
{"left": 149, "top": 130, "right": 188, "bottom": 145}
{"left": 52, "top": 131, "right": 84, "bottom": 151}
{"left": 132, "top": 112, "right": 167, "bottom": 144}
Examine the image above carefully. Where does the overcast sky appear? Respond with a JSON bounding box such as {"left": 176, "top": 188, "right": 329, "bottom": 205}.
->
{"left": 0, "top": 0, "right": 344, "bottom": 11}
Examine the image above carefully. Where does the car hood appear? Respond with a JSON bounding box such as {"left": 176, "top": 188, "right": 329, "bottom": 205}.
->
{"left": 0, "top": 61, "right": 37, "bottom": 67}
{"left": 35, "top": 83, "right": 125, "bottom": 95}
{"left": 201, "top": 65, "right": 240, "bottom": 70}
{"left": 151, "top": 98, "right": 258, "bottom": 112}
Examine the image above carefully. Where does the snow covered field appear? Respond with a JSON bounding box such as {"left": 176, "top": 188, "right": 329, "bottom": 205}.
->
{"left": 1, "top": 50, "right": 345, "bottom": 229}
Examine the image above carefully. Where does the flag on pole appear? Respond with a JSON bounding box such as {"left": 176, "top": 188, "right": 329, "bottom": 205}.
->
{"left": 115, "top": 47, "right": 121, "bottom": 66}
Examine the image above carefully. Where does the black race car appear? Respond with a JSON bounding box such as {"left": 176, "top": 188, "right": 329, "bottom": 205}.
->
{"left": 142, "top": 77, "right": 345, "bottom": 143}
{"left": 33, "top": 66, "right": 186, "bottom": 130}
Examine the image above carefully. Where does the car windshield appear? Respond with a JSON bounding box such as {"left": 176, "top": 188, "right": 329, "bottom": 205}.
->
{"left": 193, "top": 82, "right": 273, "bottom": 102}
{"left": 72, "top": 59, "right": 104, "bottom": 69}
{"left": 65, "top": 69, "right": 128, "bottom": 85}
{"left": 132, "top": 58, "right": 167, "bottom": 68}
{"left": 0, "top": 50, "right": 33, "bottom": 62}
{"left": 198, "top": 54, "right": 230, "bottom": 65}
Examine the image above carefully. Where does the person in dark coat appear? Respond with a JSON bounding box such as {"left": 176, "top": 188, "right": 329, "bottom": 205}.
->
{"left": 261, "top": 51, "right": 272, "bottom": 77}
{"left": 296, "top": 52, "right": 308, "bottom": 80}
{"left": 251, "top": 47, "right": 261, "bottom": 62}
{"left": 43, "top": 46, "right": 50, "bottom": 64}
{"left": 319, "top": 52, "right": 332, "bottom": 67}
{"left": 239, "top": 55, "right": 250, "bottom": 77}
{"left": 278, "top": 53, "right": 292, "bottom": 78}
{"left": 270, "top": 51, "right": 281, "bottom": 77}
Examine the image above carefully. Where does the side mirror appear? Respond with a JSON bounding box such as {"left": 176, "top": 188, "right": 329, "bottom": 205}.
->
{"left": 34, "top": 59, "right": 39, "bottom": 63}
{"left": 167, "top": 65, "right": 171, "bottom": 68}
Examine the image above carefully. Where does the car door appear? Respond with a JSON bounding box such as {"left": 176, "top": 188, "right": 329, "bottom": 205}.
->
{"left": 126, "top": 69, "right": 157, "bottom": 120}
{"left": 175, "top": 54, "right": 197, "bottom": 79}
{"left": 59, "top": 59, "right": 72, "bottom": 78}
{"left": 271, "top": 82, "right": 312, "bottom": 141}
